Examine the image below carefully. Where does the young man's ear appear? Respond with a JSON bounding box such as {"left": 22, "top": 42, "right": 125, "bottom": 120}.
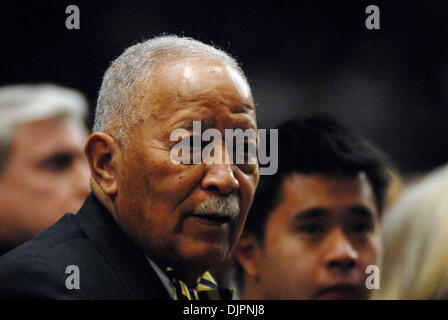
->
{"left": 84, "top": 132, "right": 120, "bottom": 197}
{"left": 233, "top": 232, "right": 263, "bottom": 279}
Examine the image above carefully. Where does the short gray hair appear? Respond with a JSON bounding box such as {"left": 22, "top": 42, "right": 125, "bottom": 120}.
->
{"left": 93, "top": 35, "right": 248, "bottom": 145}
{"left": 0, "top": 84, "right": 88, "bottom": 172}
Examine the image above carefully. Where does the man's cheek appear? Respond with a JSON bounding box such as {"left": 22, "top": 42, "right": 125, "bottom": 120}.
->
{"left": 239, "top": 180, "right": 257, "bottom": 210}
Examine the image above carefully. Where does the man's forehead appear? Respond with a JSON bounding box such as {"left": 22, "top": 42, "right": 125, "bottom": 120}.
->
{"left": 156, "top": 58, "right": 229, "bottom": 78}
{"left": 281, "top": 172, "right": 377, "bottom": 209}
{"left": 141, "top": 58, "right": 255, "bottom": 123}
{"left": 151, "top": 59, "right": 252, "bottom": 99}
{"left": 12, "top": 117, "right": 86, "bottom": 158}
{"left": 286, "top": 172, "right": 372, "bottom": 190}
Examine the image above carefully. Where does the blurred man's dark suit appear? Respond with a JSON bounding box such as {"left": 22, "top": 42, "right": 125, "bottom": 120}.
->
{"left": 0, "top": 194, "right": 170, "bottom": 299}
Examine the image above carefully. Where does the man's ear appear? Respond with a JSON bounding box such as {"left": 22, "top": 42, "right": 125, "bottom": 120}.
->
{"left": 84, "top": 132, "right": 120, "bottom": 197}
{"left": 234, "top": 232, "right": 263, "bottom": 279}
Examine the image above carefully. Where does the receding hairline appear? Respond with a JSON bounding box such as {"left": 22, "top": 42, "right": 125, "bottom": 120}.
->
{"left": 93, "top": 35, "right": 250, "bottom": 142}
{"left": 141, "top": 56, "right": 251, "bottom": 97}
{"left": 99, "top": 57, "right": 251, "bottom": 139}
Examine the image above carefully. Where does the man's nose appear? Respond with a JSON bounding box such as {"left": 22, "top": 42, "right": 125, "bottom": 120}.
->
{"left": 201, "top": 143, "right": 239, "bottom": 195}
{"left": 324, "top": 228, "right": 359, "bottom": 272}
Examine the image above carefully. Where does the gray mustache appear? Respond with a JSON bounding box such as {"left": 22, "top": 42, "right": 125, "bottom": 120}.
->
{"left": 191, "top": 194, "right": 240, "bottom": 218}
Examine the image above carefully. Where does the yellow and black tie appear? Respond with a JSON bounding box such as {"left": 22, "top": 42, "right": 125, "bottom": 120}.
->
{"left": 166, "top": 267, "right": 233, "bottom": 300}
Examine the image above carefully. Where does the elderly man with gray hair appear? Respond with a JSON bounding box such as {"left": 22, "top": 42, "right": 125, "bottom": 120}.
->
{"left": 0, "top": 84, "right": 90, "bottom": 256}
{"left": 0, "top": 35, "right": 259, "bottom": 300}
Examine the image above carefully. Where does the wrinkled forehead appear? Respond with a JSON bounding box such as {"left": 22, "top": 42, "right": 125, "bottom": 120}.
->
{"left": 149, "top": 58, "right": 252, "bottom": 103}
{"left": 130, "top": 58, "right": 255, "bottom": 130}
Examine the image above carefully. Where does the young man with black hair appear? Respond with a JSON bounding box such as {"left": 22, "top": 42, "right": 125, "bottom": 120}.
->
{"left": 234, "top": 115, "right": 390, "bottom": 300}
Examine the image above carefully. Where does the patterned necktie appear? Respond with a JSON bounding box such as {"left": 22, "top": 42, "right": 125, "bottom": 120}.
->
{"left": 166, "top": 267, "right": 233, "bottom": 300}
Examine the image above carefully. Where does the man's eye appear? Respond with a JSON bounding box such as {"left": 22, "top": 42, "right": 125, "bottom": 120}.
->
{"left": 351, "top": 222, "right": 373, "bottom": 234}
{"left": 40, "top": 153, "right": 74, "bottom": 172}
{"left": 188, "top": 136, "right": 203, "bottom": 153}
{"left": 233, "top": 141, "right": 257, "bottom": 162}
{"left": 298, "top": 224, "right": 325, "bottom": 235}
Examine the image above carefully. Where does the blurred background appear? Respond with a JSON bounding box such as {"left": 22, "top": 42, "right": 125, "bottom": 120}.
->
{"left": 1, "top": 0, "right": 447, "bottom": 175}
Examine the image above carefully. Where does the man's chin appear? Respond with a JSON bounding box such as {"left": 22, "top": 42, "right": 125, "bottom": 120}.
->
{"left": 177, "top": 242, "right": 229, "bottom": 270}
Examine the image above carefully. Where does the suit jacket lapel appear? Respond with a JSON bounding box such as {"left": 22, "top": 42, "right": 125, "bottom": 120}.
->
{"left": 73, "top": 194, "right": 171, "bottom": 299}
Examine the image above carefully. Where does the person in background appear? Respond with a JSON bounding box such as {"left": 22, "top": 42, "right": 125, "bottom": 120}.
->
{"left": 234, "top": 115, "right": 390, "bottom": 299}
{"left": 374, "top": 164, "right": 448, "bottom": 300}
{"left": 0, "top": 84, "right": 90, "bottom": 255}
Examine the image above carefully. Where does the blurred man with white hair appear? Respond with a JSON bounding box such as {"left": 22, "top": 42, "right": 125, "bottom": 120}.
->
{"left": 0, "top": 36, "right": 258, "bottom": 300}
{"left": 0, "top": 84, "right": 90, "bottom": 255}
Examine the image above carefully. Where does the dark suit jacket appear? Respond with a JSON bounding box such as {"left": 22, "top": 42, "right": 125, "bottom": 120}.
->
{"left": 0, "top": 194, "right": 171, "bottom": 299}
